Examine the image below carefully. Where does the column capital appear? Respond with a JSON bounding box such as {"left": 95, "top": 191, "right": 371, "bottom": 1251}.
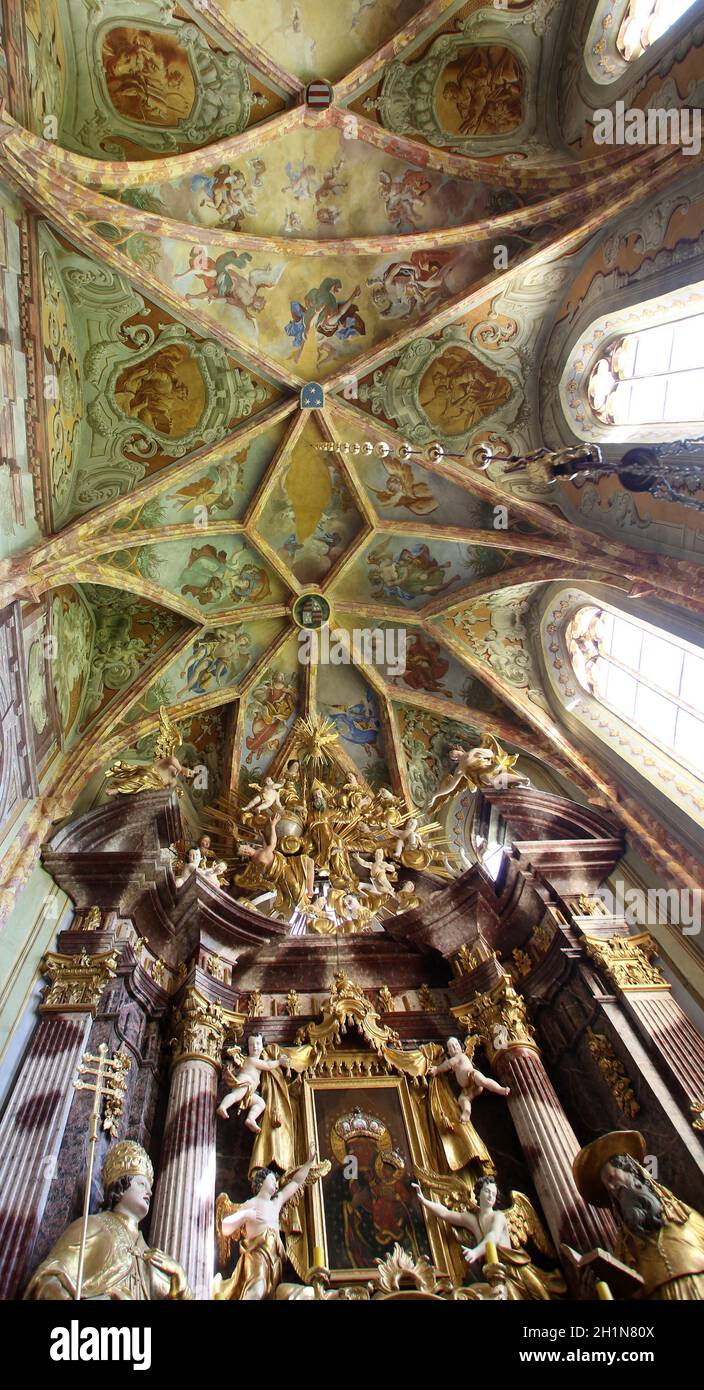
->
{"left": 169, "top": 988, "right": 227, "bottom": 1069}
{"left": 40, "top": 949, "right": 118, "bottom": 1016}
{"left": 453, "top": 975, "right": 538, "bottom": 1064}
{"left": 584, "top": 931, "right": 670, "bottom": 992}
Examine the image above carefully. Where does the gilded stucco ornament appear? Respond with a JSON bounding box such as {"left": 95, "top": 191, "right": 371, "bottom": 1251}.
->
{"left": 586, "top": 1029, "right": 640, "bottom": 1119}
{"left": 456, "top": 977, "right": 538, "bottom": 1064}
{"left": 584, "top": 933, "right": 670, "bottom": 991}
{"left": 40, "top": 949, "right": 118, "bottom": 1015}
{"left": 169, "top": 987, "right": 226, "bottom": 1067}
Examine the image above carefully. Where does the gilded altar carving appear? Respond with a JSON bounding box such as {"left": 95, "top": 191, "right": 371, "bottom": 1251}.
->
{"left": 169, "top": 988, "right": 227, "bottom": 1067}
{"left": 40, "top": 949, "right": 118, "bottom": 1015}
{"left": 586, "top": 1029, "right": 640, "bottom": 1120}
{"left": 455, "top": 976, "right": 538, "bottom": 1064}
{"left": 584, "top": 933, "right": 670, "bottom": 992}
{"left": 79, "top": 905, "right": 103, "bottom": 932}
{"left": 691, "top": 1102, "right": 704, "bottom": 1133}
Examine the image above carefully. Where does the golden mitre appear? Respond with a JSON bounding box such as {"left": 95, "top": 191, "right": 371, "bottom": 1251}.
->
{"left": 102, "top": 1139, "right": 154, "bottom": 1190}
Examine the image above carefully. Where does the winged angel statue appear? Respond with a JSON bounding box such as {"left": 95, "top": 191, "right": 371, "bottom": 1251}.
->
{"left": 413, "top": 1165, "right": 566, "bottom": 1300}
{"left": 213, "top": 1146, "right": 331, "bottom": 1300}
{"left": 105, "top": 707, "right": 196, "bottom": 797}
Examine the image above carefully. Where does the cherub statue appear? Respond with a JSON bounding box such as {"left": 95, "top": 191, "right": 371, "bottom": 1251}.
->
{"left": 388, "top": 815, "right": 421, "bottom": 860}
{"left": 429, "top": 1037, "right": 510, "bottom": 1124}
{"left": 201, "top": 859, "right": 230, "bottom": 888}
{"left": 105, "top": 708, "right": 196, "bottom": 797}
{"left": 213, "top": 1146, "right": 331, "bottom": 1300}
{"left": 216, "top": 1034, "right": 290, "bottom": 1131}
{"left": 356, "top": 847, "right": 398, "bottom": 898}
{"left": 412, "top": 1169, "right": 565, "bottom": 1300}
{"left": 427, "top": 736, "right": 530, "bottom": 813}
{"left": 174, "top": 846, "right": 201, "bottom": 887}
{"left": 241, "top": 776, "right": 286, "bottom": 816}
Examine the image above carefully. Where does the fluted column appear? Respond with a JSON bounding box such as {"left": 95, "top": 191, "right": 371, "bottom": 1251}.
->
{"left": 584, "top": 932, "right": 704, "bottom": 1136}
{"left": 0, "top": 949, "right": 117, "bottom": 1297}
{"left": 460, "top": 976, "right": 615, "bottom": 1295}
{"left": 149, "top": 989, "right": 226, "bottom": 1301}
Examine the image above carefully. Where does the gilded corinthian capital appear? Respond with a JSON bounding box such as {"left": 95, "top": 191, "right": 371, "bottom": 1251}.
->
{"left": 584, "top": 933, "right": 669, "bottom": 992}
{"left": 40, "top": 949, "right": 118, "bottom": 1016}
{"left": 455, "top": 976, "right": 537, "bottom": 1064}
{"left": 170, "top": 988, "right": 227, "bottom": 1068}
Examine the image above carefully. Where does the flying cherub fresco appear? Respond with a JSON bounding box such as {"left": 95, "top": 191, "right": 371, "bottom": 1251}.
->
{"left": 282, "top": 160, "right": 317, "bottom": 201}
{"left": 315, "top": 161, "right": 347, "bottom": 205}
{"left": 172, "top": 459, "right": 246, "bottom": 515}
{"left": 284, "top": 277, "right": 366, "bottom": 366}
{"left": 378, "top": 170, "right": 433, "bottom": 231}
{"left": 180, "top": 543, "right": 271, "bottom": 607}
{"left": 392, "top": 632, "right": 450, "bottom": 694}
{"left": 369, "top": 457, "right": 438, "bottom": 516}
{"left": 177, "top": 247, "right": 283, "bottom": 326}
{"left": 368, "top": 251, "right": 452, "bottom": 320}
{"left": 191, "top": 164, "right": 260, "bottom": 230}
{"left": 367, "top": 543, "right": 461, "bottom": 602}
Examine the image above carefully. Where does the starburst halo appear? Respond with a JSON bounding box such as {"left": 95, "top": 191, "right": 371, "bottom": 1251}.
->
{"left": 291, "top": 714, "right": 340, "bottom": 772}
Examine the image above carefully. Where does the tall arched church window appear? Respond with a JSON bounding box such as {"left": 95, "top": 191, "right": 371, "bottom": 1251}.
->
{"left": 560, "top": 281, "right": 704, "bottom": 444}
{"left": 566, "top": 603, "right": 704, "bottom": 778}
{"left": 617, "top": 0, "right": 697, "bottom": 62}
{"left": 587, "top": 314, "right": 704, "bottom": 430}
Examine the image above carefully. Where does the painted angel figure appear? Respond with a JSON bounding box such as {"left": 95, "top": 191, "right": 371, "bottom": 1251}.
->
{"left": 241, "top": 776, "right": 286, "bottom": 816}
{"left": 216, "top": 1034, "right": 290, "bottom": 1131}
{"left": 412, "top": 1169, "right": 566, "bottom": 1300}
{"left": 429, "top": 1037, "right": 509, "bottom": 1125}
{"left": 105, "top": 707, "right": 195, "bottom": 797}
{"left": 427, "top": 735, "right": 530, "bottom": 813}
{"left": 214, "top": 1146, "right": 331, "bottom": 1300}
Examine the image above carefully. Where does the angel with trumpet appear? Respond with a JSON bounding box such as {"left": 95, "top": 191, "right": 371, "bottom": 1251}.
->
{"left": 214, "top": 1146, "right": 331, "bottom": 1300}
{"left": 413, "top": 1167, "right": 566, "bottom": 1300}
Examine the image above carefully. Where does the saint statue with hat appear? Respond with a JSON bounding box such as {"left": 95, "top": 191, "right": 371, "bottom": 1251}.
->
{"left": 573, "top": 1130, "right": 704, "bottom": 1300}
{"left": 24, "top": 1140, "right": 192, "bottom": 1300}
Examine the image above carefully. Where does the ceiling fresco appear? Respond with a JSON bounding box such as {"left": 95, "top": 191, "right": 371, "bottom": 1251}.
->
{"left": 4, "top": 0, "right": 704, "bottom": 838}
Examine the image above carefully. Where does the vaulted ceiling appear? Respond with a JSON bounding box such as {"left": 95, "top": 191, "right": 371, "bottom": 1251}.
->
{"left": 3, "top": 0, "right": 704, "bottom": 871}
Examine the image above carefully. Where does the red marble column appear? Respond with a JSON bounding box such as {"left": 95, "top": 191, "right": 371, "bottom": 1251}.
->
{"left": 460, "top": 977, "right": 615, "bottom": 1295}
{"left": 149, "top": 990, "right": 225, "bottom": 1301}
{"left": 0, "top": 949, "right": 117, "bottom": 1297}
{"left": 584, "top": 931, "right": 704, "bottom": 1133}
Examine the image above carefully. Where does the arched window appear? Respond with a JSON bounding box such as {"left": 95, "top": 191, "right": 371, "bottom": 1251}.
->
{"left": 588, "top": 314, "right": 704, "bottom": 429}
{"left": 566, "top": 603, "right": 704, "bottom": 777}
{"left": 617, "top": 0, "right": 697, "bottom": 62}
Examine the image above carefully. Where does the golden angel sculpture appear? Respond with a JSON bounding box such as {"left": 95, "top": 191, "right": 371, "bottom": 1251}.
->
{"left": 203, "top": 714, "right": 454, "bottom": 931}
{"left": 413, "top": 1168, "right": 566, "bottom": 1300}
{"left": 427, "top": 735, "right": 530, "bottom": 813}
{"left": 213, "top": 1146, "right": 331, "bottom": 1300}
{"left": 105, "top": 707, "right": 195, "bottom": 797}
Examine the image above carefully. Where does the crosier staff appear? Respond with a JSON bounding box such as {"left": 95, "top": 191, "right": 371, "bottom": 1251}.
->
{"left": 73, "top": 1043, "right": 130, "bottom": 1300}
